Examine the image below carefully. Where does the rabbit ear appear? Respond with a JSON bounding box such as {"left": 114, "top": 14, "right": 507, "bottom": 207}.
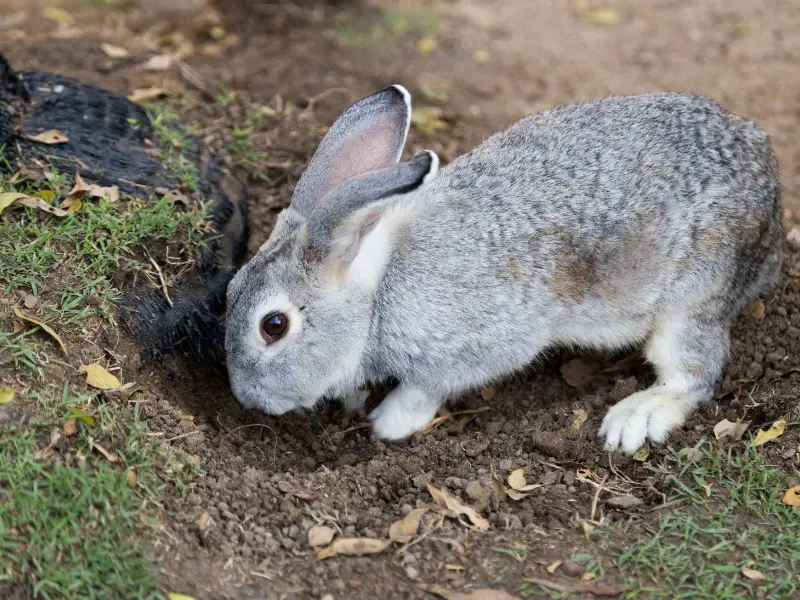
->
{"left": 290, "top": 85, "right": 412, "bottom": 218}
{"left": 306, "top": 150, "right": 438, "bottom": 251}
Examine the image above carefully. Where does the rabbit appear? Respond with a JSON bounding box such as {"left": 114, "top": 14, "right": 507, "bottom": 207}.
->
{"left": 224, "top": 84, "right": 782, "bottom": 454}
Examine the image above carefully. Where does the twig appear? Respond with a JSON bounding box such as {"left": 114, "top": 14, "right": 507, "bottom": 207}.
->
{"left": 166, "top": 431, "right": 201, "bottom": 443}
{"left": 590, "top": 474, "right": 608, "bottom": 522}
{"left": 147, "top": 255, "right": 173, "bottom": 307}
{"left": 301, "top": 87, "right": 352, "bottom": 116}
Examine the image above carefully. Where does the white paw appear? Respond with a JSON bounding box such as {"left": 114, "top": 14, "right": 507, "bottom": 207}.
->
{"left": 369, "top": 388, "right": 438, "bottom": 441}
{"left": 599, "top": 388, "right": 700, "bottom": 454}
{"left": 342, "top": 390, "right": 370, "bottom": 412}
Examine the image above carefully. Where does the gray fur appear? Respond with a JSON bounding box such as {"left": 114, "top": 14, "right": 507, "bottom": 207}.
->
{"left": 225, "top": 90, "right": 782, "bottom": 454}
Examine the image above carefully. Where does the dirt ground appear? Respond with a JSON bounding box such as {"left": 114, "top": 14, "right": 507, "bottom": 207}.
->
{"left": 2, "top": 0, "right": 800, "bottom": 598}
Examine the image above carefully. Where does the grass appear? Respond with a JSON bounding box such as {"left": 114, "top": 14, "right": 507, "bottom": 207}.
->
{"left": 337, "top": 8, "right": 437, "bottom": 49}
{"left": 227, "top": 110, "right": 270, "bottom": 182}
{"left": 0, "top": 102, "right": 210, "bottom": 598}
{"left": 0, "top": 384, "right": 201, "bottom": 600}
{"left": 146, "top": 104, "right": 201, "bottom": 192}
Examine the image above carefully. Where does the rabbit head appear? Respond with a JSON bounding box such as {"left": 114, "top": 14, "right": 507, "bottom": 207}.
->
{"left": 224, "top": 85, "right": 439, "bottom": 415}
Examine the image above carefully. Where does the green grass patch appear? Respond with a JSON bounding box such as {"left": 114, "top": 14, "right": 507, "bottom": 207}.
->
{"left": 0, "top": 384, "right": 200, "bottom": 599}
{"left": 605, "top": 444, "right": 797, "bottom": 599}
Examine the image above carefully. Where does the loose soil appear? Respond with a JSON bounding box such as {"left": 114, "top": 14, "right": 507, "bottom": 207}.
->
{"left": 2, "top": 0, "right": 799, "bottom": 598}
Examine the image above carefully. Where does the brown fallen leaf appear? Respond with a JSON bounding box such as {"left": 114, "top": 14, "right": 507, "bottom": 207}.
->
{"left": 128, "top": 87, "right": 168, "bottom": 103}
{"left": 572, "top": 407, "right": 589, "bottom": 432}
{"left": 63, "top": 417, "right": 78, "bottom": 436}
{"left": 62, "top": 172, "right": 120, "bottom": 208}
{"left": 417, "top": 584, "right": 519, "bottom": 600}
{"left": 713, "top": 418, "right": 750, "bottom": 441}
{"left": 90, "top": 438, "right": 118, "bottom": 463}
{"left": 605, "top": 494, "right": 643, "bottom": 509}
{"left": 523, "top": 577, "right": 624, "bottom": 597}
{"left": 750, "top": 299, "right": 766, "bottom": 320}
{"left": 13, "top": 305, "right": 68, "bottom": 356}
{"left": 389, "top": 508, "right": 427, "bottom": 543}
{"left": 317, "top": 537, "right": 390, "bottom": 560}
{"left": 427, "top": 484, "right": 489, "bottom": 532}
{"left": 781, "top": 485, "right": 800, "bottom": 507}
{"left": 741, "top": 564, "right": 766, "bottom": 580}
{"left": 101, "top": 43, "right": 130, "bottom": 59}
{"left": 143, "top": 54, "right": 175, "bottom": 71}
{"left": 490, "top": 472, "right": 507, "bottom": 503}
{"left": 307, "top": 525, "right": 336, "bottom": 548}
{"left": 26, "top": 129, "right": 69, "bottom": 145}
{"left": 560, "top": 358, "right": 599, "bottom": 388}
{"left": 1, "top": 192, "right": 69, "bottom": 217}
{"left": 277, "top": 481, "right": 314, "bottom": 500}
{"left": 78, "top": 364, "right": 122, "bottom": 390}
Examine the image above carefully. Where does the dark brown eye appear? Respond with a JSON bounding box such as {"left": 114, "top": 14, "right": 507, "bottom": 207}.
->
{"left": 260, "top": 312, "right": 289, "bottom": 344}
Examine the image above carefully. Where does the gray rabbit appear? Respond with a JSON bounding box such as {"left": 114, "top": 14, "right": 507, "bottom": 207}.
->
{"left": 224, "top": 85, "right": 781, "bottom": 454}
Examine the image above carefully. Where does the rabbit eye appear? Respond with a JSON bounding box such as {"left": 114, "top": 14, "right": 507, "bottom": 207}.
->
{"left": 259, "top": 312, "right": 289, "bottom": 344}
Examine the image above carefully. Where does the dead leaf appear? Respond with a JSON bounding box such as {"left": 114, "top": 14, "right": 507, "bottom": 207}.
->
{"left": 63, "top": 172, "right": 120, "bottom": 207}
{"left": 0, "top": 388, "right": 14, "bottom": 405}
{"left": 90, "top": 438, "right": 118, "bottom": 463}
{"left": 127, "top": 470, "right": 137, "bottom": 487}
{"left": 473, "top": 50, "right": 491, "bottom": 63}
{"left": 26, "top": 129, "right": 69, "bottom": 145}
{"left": 781, "top": 485, "right": 800, "bottom": 507}
{"left": 750, "top": 299, "right": 766, "bottom": 319}
{"left": 572, "top": 408, "right": 589, "bottom": 432}
{"left": 605, "top": 494, "right": 643, "bottom": 509}
{"left": 78, "top": 364, "right": 122, "bottom": 390}
{"left": 40, "top": 6, "right": 75, "bottom": 27}
{"left": 506, "top": 489, "right": 528, "bottom": 501}
{"left": 389, "top": 508, "right": 427, "bottom": 543}
{"left": 23, "top": 294, "right": 38, "bottom": 309}
{"left": 713, "top": 419, "right": 750, "bottom": 441}
{"left": 179, "top": 415, "right": 195, "bottom": 428}
{"left": 88, "top": 185, "right": 119, "bottom": 203}
{"left": 582, "top": 521, "right": 594, "bottom": 540}
{"left": 741, "top": 564, "right": 766, "bottom": 580}
{"left": 560, "top": 358, "right": 599, "bottom": 388}
{"left": 480, "top": 387, "right": 496, "bottom": 402}
{"left": 168, "top": 594, "right": 198, "bottom": 600}
{"left": 523, "top": 577, "right": 624, "bottom": 597}
{"left": 703, "top": 482, "right": 713, "bottom": 497}
{"left": 0, "top": 192, "right": 68, "bottom": 217}
{"left": 752, "top": 418, "right": 787, "bottom": 447}
{"left": 129, "top": 87, "right": 168, "bottom": 103}
{"left": 317, "top": 537, "right": 390, "bottom": 560}
{"left": 583, "top": 8, "right": 619, "bottom": 25}
{"left": 67, "top": 407, "right": 95, "bottom": 427}
{"left": 490, "top": 473, "right": 507, "bottom": 503}
{"left": 101, "top": 43, "right": 130, "bottom": 59}
{"left": 143, "top": 54, "right": 175, "bottom": 71}
{"left": 63, "top": 417, "right": 77, "bottom": 436}
{"left": 581, "top": 572, "right": 599, "bottom": 582}
{"left": 307, "top": 525, "right": 336, "bottom": 548}
{"left": 416, "top": 36, "right": 439, "bottom": 56}
{"left": 427, "top": 484, "right": 489, "bottom": 532}
{"left": 546, "top": 560, "right": 562, "bottom": 574}
{"left": 632, "top": 444, "right": 650, "bottom": 462}
{"left": 197, "top": 512, "right": 213, "bottom": 531}
{"left": 507, "top": 469, "right": 527, "bottom": 490}
{"left": 277, "top": 481, "right": 314, "bottom": 500}
{"left": 418, "top": 584, "right": 519, "bottom": 600}
{"left": 13, "top": 305, "right": 68, "bottom": 356}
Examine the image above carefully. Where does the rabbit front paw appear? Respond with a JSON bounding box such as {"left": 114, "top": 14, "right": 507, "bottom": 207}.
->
{"left": 599, "top": 386, "right": 709, "bottom": 454}
{"left": 370, "top": 385, "right": 440, "bottom": 440}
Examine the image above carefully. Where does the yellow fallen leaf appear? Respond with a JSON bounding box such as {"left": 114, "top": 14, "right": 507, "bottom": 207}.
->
{"left": 68, "top": 407, "right": 95, "bottom": 427}
{"left": 781, "top": 485, "right": 800, "bottom": 507}
{"left": 585, "top": 8, "right": 618, "bottom": 24}
{"left": 752, "top": 418, "right": 787, "bottom": 447}
{"left": 40, "top": 6, "right": 75, "bottom": 27}
{"left": 546, "top": 560, "right": 562, "bottom": 574}
{"left": 26, "top": 129, "right": 69, "bottom": 145}
{"left": 1, "top": 192, "right": 68, "bottom": 217}
{"left": 741, "top": 564, "right": 766, "bottom": 580}
{"left": 0, "top": 388, "right": 15, "bottom": 405}
{"left": 127, "top": 469, "right": 137, "bottom": 487}
{"left": 317, "top": 537, "right": 390, "bottom": 560}
{"left": 13, "top": 305, "right": 68, "bottom": 356}
{"left": 480, "top": 387, "right": 496, "bottom": 402}
{"left": 63, "top": 417, "right": 77, "bottom": 436}
{"left": 473, "top": 50, "right": 490, "bottom": 63}
{"left": 168, "top": 594, "right": 198, "bottom": 600}
{"left": 101, "top": 43, "right": 130, "bottom": 59}
{"left": 750, "top": 299, "right": 766, "bottom": 319}
{"left": 179, "top": 415, "right": 195, "bottom": 428}
{"left": 128, "top": 87, "right": 168, "bottom": 103}
{"left": 32, "top": 190, "right": 55, "bottom": 202}
{"left": 427, "top": 484, "right": 489, "bottom": 531}
{"left": 389, "top": 508, "right": 427, "bottom": 543}
{"left": 411, "top": 107, "right": 448, "bottom": 136}
{"left": 571, "top": 408, "right": 588, "bottom": 432}
{"left": 65, "top": 197, "right": 82, "bottom": 214}
{"left": 416, "top": 36, "right": 439, "bottom": 56}
{"left": 632, "top": 444, "right": 650, "bottom": 462}
{"left": 508, "top": 469, "right": 527, "bottom": 490}
{"left": 78, "top": 364, "right": 122, "bottom": 390}
{"left": 0, "top": 192, "right": 24, "bottom": 213}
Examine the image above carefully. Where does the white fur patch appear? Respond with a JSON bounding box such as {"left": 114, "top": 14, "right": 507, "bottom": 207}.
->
{"left": 370, "top": 386, "right": 439, "bottom": 440}
{"left": 391, "top": 84, "right": 412, "bottom": 162}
